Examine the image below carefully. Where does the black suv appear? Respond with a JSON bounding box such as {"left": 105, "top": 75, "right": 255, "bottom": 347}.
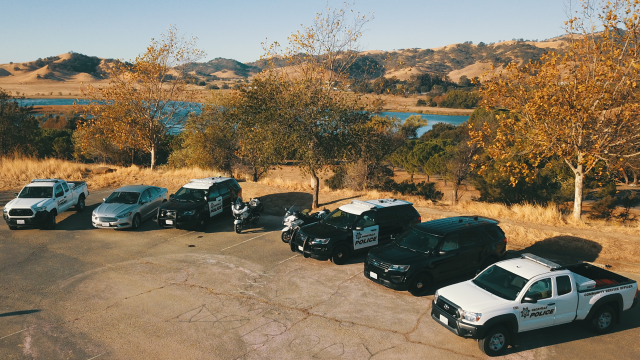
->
{"left": 157, "top": 177, "right": 241, "bottom": 230}
{"left": 365, "top": 216, "right": 506, "bottom": 296}
{"left": 290, "top": 199, "right": 421, "bottom": 265}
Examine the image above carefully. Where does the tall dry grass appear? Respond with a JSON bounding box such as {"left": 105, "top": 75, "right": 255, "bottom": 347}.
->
{"left": 0, "top": 155, "right": 90, "bottom": 190}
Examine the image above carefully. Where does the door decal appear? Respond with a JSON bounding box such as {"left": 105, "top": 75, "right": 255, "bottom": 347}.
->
{"left": 208, "top": 197, "right": 223, "bottom": 217}
{"left": 353, "top": 225, "right": 379, "bottom": 250}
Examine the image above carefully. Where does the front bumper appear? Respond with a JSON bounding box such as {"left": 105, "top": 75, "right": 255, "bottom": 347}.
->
{"left": 4, "top": 211, "right": 48, "bottom": 228}
{"left": 431, "top": 300, "right": 484, "bottom": 339}
{"left": 290, "top": 235, "right": 331, "bottom": 260}
{"left": 157, "top": 214, "right": 198, "bottom": 228}
{"left": 363, "top": 263, "right": 409, "bottom": 290}
{"left": 92, "top": 216, "right": 132, "bottom": 229}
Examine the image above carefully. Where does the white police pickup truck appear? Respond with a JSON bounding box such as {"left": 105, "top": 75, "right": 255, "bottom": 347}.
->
{"left": 432, "top": 253, "right": 638, "bottom": 356}
{"left": 3, "top": 179, "right": 89, "bottom": 230}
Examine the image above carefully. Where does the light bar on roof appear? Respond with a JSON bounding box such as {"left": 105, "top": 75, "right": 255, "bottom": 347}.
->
{"left": 521, "top": 253, "right": 563, "bottom": 270}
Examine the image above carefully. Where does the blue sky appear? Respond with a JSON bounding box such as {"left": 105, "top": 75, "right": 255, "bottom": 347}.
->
{"left": 0, "top": 0, "right": 569, "bottom": 64}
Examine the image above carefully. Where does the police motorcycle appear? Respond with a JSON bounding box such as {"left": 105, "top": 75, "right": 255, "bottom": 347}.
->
{"left": 232, "top": 197, "right": 263, "bottom": 233}
{"left": 281, "top": 206, "right": 330, "bottom": 243}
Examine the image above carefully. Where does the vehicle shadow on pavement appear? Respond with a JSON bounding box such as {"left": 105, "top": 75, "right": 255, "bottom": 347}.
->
{"left": 0, "top": 309, "right": 41, "bottom": 317}
{"left": 505, "top": 303, "right": 640, "bottom": 355}
{"left": 259, "top": 192, "right": 313, "bottom": 216}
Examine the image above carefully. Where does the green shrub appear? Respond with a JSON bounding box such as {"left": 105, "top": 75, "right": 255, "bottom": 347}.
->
{"left": 416, "top": 99, "right": 427, "bottom": 106}
{"left": 392, "top": 180, "right": 444, "bottom": 201}
{"left": 325, "top": 167, "right": 346, "bottom": 190}
{"left": 589, "top": 196, "right": 617, "bottom": 220}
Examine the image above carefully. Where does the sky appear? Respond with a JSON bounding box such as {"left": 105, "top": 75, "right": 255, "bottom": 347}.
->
{"left": 0, "top": 0, "right": 571, "bottom": 64}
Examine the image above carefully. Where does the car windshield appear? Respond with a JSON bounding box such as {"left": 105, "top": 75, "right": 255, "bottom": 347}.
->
{"left": 105, "top": 191, "right": 140, "bottom": 205}
{"left": 18, "top": 186, "right": 53, "bottom": 198}
{"left": 173, "top": 187, "right": 206, "bottom": 202}
{"left": 323, "top": 209, "right": 358, "bottom": 229}
{"left": 473, "top": 265, "right": 528, "bottom": 301}
{"left": 394, "top": 228, "right": 441, "bottom": 253}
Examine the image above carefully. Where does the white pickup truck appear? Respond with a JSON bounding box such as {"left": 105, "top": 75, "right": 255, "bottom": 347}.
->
{"left": 3, "top": 179, "right": 89, "bottom": 230}
{"left": 432, "top": 253, "right": 639, "bottom": 356}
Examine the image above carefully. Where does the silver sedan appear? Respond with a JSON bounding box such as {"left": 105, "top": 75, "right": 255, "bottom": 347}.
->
{"left": 92, "top": 185, "right": 168, "bottom": 230}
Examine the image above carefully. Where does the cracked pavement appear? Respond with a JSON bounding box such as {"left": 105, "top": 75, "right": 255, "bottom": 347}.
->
{"left": 1, "top": 190, "right": 640, "bottom": 359}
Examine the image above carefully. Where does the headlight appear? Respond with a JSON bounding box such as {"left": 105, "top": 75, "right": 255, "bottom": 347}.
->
{"left": 310, "top": 238, "right": 330, "bottom": 245}
{"left": 460, "top": 309, "right": 482, "bottom": 322}
{"left": 34, "top": 206, "right": 47, "bottom": 212}
{"left": 182, "top": 210, "right": 196, "bottom": 216}
{"left": 2, "top": 208, "right": 7, "bottom": 213}
{"left": 434, "top": 290, "right": 439, "bottom": 304}
{"left": 116, "top": 212, "right": 132, "bottom": 219}
{"left": 389, "top": 264, "right": 410, "bottom": 272}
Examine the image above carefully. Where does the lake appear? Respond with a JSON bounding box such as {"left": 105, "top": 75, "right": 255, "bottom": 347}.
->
{"left": 18, "top": 99, "right": 470, "bottom": 136}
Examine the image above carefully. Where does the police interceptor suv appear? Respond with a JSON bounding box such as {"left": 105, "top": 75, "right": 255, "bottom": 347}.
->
{"left": 365, "top": 216, "right": 507, "bottom": 296}
{"left": 432, "top": 254, "right": 639, "bottom": 356}
{"left": 157, "top": 177, "right": 241, "bottom": 230}
{"left": 290, "top": 199, "right": 421, "bottom": 265}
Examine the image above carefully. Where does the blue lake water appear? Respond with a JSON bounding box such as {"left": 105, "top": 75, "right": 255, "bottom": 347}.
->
{"left": 18, "top": 99, "right": 470, "bottom": 136}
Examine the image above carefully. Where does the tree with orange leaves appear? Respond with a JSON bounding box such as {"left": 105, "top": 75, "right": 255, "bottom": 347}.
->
{"left": 474, "top": 0, "right": 640, "bottom": 220}
{"left": 76, "top": 26, "right": 205, "bottom": 169}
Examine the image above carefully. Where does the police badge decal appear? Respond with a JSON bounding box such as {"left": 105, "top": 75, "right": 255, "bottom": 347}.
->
{"left": 520, "top": 307, "right": 530, "bottom": 318}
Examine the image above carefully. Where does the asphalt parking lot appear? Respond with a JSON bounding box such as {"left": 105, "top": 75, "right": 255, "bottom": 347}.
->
{"left": 1, "top": 190, "right": 640, "bottom": 359}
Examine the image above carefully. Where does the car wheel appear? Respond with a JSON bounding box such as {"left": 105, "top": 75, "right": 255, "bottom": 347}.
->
{"left": 75, "top": 195, "right": 85, "bottom": 212}
{"left": 330, "top": 245, "right": 349, "bottom": 265}
{"left": 9, "top": 225, "right": 17, "bottom": 230}
{"left": 479, "top": 325, "right": 509, "bottom": 356}
{"left": 591, "top": 306, "right": 615, "bottom": 334}
{"left": 131, "top": 214, "right": 141, "bottom": 230}
{"left": 234, "top": 223, "right": 242, "bottom": 234}
{"left": 408, "top": 273, "right": 431, "bottom": 296}
{"left": 281, "top": 231, "right": 292, "bottom": 243}
{"left": 45, "top": 212, "right": 57, "bottom": 230}
{"left": 197, "top": 214, "right": 208, "bottom": 231}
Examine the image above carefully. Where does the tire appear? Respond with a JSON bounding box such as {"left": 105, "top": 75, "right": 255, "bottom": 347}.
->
{"left": 131, "top": 214, "right": 141, "bottom": 230}
{"left": 75, "top": 195, "right": 85, "bottom": 212}
{"left": 196, "top": 214, "right": 208, "bottom": 231}
{"left": 9, "top": 225, "right": 17, "bottom": 230}
{"left": 44, "top": 211, "right": 57, "bottom": 230}
{"left": 281, "top": 231, "right": 292, "bottom": 243}
{"left": 479, "top": 325, "right": 509, "bottom": 357}
{"left": 408, "top": 273, "right": 431, "bottom": 296}
{"left": 590, "top": 305, "right": 615, "bottom": 334}
{"left": 234, "top": 223, "right": 242, "bottom": 234}
{"left": 330, "top": 245, "right": 349, "bottom": 265}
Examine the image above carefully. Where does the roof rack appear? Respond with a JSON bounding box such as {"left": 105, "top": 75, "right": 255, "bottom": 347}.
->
{"left": 31, "top": 179, "right": 60, "bottom": 183}
{"left": 521, "top": 253, "right": 563, "bottom": 271}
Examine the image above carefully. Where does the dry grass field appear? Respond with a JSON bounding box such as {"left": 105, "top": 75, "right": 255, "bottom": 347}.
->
{"left": 2, "top": 156, "right": 639, "bottom": 268}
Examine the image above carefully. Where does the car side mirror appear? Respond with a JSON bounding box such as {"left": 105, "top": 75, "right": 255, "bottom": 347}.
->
{"left": 204, "top": 196, "right": 208, "bottom": 201}
{"left": 522, "top": 296, "right": 538, "bottom": 304}
{"left": 102, "top": 198, "right": 106, "bottom": 202}
{"left": 140, "top": 201, "right": 147, "bottom": 205}
{"left": 390, "top": 234, "right": 396, "bottom": 240}
{"left": 169, "top": 194, "right": 174, "bottom": 199}
{"left": 14, "top": 192, "right": 18, "bottom": 196}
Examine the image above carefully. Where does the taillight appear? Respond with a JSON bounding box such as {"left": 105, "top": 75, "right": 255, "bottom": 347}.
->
{"left": 635, "top": 289, "right": 638, "bottom": 299}
{"left": 417, "top": 216, "right": 422, "bottom": 222}
{"left": 503, "top": 237, "right": 508, "bottom": 243}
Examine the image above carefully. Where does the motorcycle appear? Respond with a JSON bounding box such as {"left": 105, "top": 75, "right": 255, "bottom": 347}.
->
{"left": 232, "top": 198, "right": 263, "bottom": 233}
{"left": 281, "top": 206, "right": 330, "bottom": 243}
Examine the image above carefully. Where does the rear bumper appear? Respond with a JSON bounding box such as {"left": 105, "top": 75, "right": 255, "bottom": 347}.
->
{"left": 157, "top": 215, "right": 198, "bottom": 228}
{"left": 431, "top": 301, "right": 484, "bottom": 339}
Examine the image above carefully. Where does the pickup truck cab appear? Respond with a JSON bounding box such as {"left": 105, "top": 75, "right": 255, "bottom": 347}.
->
{"left": 432, "top": 253, "right": 639, "bottom": 356}
{"left": 3, "top": 179, "right": 89, "bottom": 230}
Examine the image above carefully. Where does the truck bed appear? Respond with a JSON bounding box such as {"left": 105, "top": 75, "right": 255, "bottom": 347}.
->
{"left": 66, "top": 181, "right": 87, "bottom": 191}
{"left": 566, "top": 263, "right": 633, "bottom": 290}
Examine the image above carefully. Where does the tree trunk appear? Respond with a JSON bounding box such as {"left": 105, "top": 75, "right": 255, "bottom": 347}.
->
{"left": 253, "top": 167, "right": 258, "bottom": 182}
{"left": 573, "top": 165, "right": 584, "bottom": 221}
{"left": 621, "top": 168, "right": 629, "bottom": 185}
{"left": 410, "top": 173, "right": 414, "bottom": 182}
{"left": 311, "top": 171, "right": 320, "bottom": 209}
{"left": 452, "top": 186, "right": 458, "bottom": 206}
{"left": 150, "top": 144, "right": 156, "bottom": 170}
{"left": 633, "top": 169, "right": 638, "bottom": 186}
{"left": 426, "top": 174, "right": 430, "bottom": 182}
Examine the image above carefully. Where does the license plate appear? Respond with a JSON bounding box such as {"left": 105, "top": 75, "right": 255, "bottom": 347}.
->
{"left": 166, "top": 220, "right": 173, "bottom": 225}
{"left": 370, "top": 271, "right": 378, "bottom": 279}
{"left": 101, "top": 222, "right": 110, "bottom": 227}
{"left": 17, "top": 220, "right": 25, "bottom": 224}
{"left": 298, "top": 245, "right": 303, "bottom": 251}
{"left": 439, "top": 314, "right": 448, "bottom": 324}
